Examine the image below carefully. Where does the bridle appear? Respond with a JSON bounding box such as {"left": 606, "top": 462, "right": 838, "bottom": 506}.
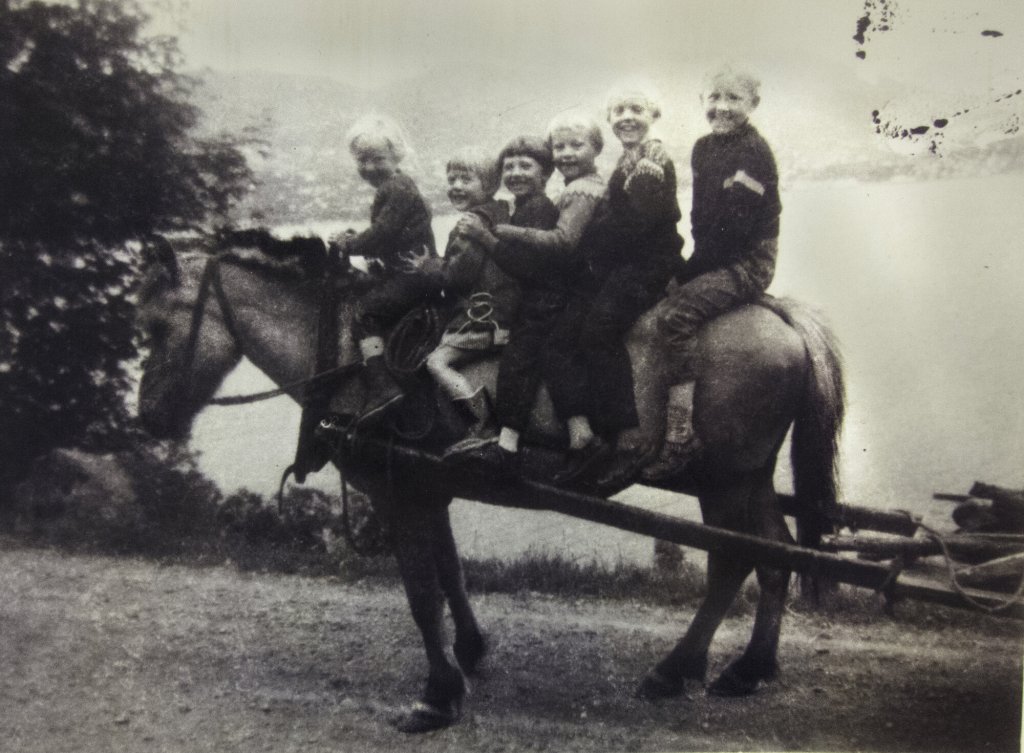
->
{"left": 180, "top": 253, "right": 358, "bottom": 407}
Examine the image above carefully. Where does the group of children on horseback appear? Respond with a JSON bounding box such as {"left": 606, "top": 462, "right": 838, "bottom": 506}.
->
{"left": 320, "top": 65, "right": 781, "bottom": 491}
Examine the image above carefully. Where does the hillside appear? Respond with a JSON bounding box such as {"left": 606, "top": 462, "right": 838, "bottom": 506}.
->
{"left": 189, "top": 65, "right": 1024, "bottom": 228}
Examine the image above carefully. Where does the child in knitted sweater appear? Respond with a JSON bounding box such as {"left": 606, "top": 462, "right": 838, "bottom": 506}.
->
{"left": 546, "top": 81, "right": 684, "bottom": 488}
{"left": 642, "top": 66, "right": 781, "bottom": 483}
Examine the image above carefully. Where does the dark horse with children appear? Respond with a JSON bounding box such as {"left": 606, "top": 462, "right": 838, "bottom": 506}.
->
{"left": 136, "top": 233, "right": 844, "bottom": 732}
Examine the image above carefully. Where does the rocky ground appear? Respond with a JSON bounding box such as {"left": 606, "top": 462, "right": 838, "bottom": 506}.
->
{"left": 0, "top": 540, "right": 1021, "bottom": 753}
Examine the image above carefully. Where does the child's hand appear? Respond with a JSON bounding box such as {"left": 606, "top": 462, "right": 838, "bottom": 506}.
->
{"left": 399, "top": 244, "right": 436, "bottom": 273}
{"left": 456, "top": 213, "right": 489, "bottom": 243}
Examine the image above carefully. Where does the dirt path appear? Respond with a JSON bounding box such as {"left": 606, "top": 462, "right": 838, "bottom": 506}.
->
{"left": 0, "top": 541, "right": 1021, "bottom": 753}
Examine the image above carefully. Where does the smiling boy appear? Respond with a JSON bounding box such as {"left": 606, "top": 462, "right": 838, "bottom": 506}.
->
{"left": 642, "top": 65, "right": 782, "bottom": 482}
{"left": 419, "top": 147, "right": 517, "bottom": 451}
{"left": 447, "top": 136, "right": 559, "bottom": 476}
{"left": 545, "top": 81, "right": 684, "bottom": 487}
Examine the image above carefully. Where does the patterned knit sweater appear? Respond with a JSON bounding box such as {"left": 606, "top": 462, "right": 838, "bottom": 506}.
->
{"left": 493, "top": 171, "right": 605, "bottom": 258}
{"left": 581, "top": 139, "right": 683, "bottom": 280}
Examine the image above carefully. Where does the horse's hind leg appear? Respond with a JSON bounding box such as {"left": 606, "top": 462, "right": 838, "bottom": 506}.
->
{"left": 708, "top": 471, "right": 793, "bottom": 696}
{"left": 637, "top": 477, "right": 758, "bottom": 699}
{"left": 389, "top": 492, "right": 467, "bottom": 732}
{"left": 431, "top": 507, "right": 488, "bottom": 676}
{"left": 638, "top": 548, "right": 753, "bottom": 699}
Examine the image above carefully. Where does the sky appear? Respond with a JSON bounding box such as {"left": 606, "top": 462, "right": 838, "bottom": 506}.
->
{"left": 148, "top": 0, "right": 1024, "bottom": 95}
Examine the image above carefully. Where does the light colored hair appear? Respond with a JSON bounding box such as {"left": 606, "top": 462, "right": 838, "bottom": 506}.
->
{"left": 545, "top": 110, "right": 604, "bottom": 155}
{"left": 703, "top": 65, "right": 762, "bottom": 101}
{"left": 346, "top": 114, "right": 410, "bottom": 161}
{"left": 605, "top": 77, "right": 663, "bottom": 119}
{"left": 446, "top": 146, "right": 501, "bottom": 196}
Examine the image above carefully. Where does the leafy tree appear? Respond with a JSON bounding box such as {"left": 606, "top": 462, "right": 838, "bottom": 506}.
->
{"left": 0, "top": 0, "right": 252, "bottom": 485}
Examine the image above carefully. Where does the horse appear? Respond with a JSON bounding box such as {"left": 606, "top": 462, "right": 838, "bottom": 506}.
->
{"left": 136, "top": 235, "right": 844, "bottom": 732}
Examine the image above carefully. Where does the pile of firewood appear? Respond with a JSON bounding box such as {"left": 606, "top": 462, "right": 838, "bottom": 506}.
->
{"left": 934, "top": 482, "right": 1024, "bottom": 591}
{"left": 819, "top": 482, "right": 1024, "bottom": 596}
{"left": 939, "top": 482, "right": 1024, "bottom": 534}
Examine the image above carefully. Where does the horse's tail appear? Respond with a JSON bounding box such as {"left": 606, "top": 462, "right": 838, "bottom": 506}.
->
{"left": 761, "top": 296, "right": 845, "bottom": 549}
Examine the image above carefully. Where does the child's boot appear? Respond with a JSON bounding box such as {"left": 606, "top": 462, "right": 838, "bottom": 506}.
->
{"left": 641, "top": 382, "right": 702, "bottom": 483}
{"left": 355, "top": 336, "right": 404, "bottom": 427}
{"left": 444, "top": 388, "right": 497, "bottom": 457}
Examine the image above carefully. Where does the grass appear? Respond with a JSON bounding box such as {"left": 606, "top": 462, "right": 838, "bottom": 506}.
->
{"left": 463, "top": 549, "right": 708, "bottom": 606}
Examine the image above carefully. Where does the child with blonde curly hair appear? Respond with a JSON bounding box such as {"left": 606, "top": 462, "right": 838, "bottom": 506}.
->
{"left": 337, "top": 114, "right": 438, "bottom": 427}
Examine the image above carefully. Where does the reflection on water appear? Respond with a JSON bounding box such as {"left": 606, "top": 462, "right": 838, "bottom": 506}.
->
{"left": 191, "top": 175, "right": 1024, "bottom": 564}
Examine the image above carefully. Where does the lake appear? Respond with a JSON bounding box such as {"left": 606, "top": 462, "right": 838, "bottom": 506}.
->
{"left": 190, "top": 174, "right": 1024, "bottom": 565}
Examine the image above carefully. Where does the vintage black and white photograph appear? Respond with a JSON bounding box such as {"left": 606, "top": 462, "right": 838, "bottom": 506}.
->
{"left": 2, "top": 1, "right": 1023, "bottom": 751}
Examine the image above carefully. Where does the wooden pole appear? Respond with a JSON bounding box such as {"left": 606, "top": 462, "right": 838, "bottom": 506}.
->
{"left": 822, "top": 533, "right": 1024, "bottom": 561}
{"left": 956, "top": 553, "right": 1024, "bottom": 588}
{"left": 341, "top": 440, "right": 1024, "bottom": 619}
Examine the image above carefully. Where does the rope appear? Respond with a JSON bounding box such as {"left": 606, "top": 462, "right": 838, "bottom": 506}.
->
{"left": 276, "top": 463, "right": 295, "bottom": 515}
{"left": 385, "top": 305, "right": 442, "bottom": 377}
{"left": 380, "top": 305, "right": 443, "bottom": 440}
{"left": 917, "top": 522, "right": 1024, "bottom": 614}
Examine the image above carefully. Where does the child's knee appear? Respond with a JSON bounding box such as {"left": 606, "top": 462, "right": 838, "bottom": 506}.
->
{"left": 425, "top": 348, "right": 449, "bottom": 378}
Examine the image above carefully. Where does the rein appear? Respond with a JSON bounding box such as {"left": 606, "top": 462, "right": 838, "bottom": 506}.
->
{"left": 182, "top": 253, "right": 359, "bottom": 407}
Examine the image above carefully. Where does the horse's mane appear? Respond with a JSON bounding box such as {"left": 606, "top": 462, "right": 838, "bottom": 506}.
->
{"left": 213, "top": 228, "right": 330, "bottom": 280}
{"left": 138, "top": 229, "right": 338, "bottom": 304}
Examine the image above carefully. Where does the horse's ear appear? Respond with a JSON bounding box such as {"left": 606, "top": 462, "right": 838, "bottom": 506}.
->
{"left": 139, "top": 235, "right": 180, "bottom": 297}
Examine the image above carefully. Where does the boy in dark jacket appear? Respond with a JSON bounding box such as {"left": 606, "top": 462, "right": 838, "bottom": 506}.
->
{"left": 642, "top": 66, "right": 782, "bottom": 482}
{"left": 341, "top": 115, "right": 438, "bottom": 427}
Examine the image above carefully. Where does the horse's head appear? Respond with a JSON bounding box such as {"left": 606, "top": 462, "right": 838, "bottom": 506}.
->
{"left": 136, "top": 240, "right": 242, "bottom": 440}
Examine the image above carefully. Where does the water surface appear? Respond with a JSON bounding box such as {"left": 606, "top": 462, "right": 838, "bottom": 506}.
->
{"left": 191, "top": 175, "right": 1024, "bottom": 563}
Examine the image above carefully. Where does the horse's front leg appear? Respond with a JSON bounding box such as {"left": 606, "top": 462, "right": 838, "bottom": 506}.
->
{"left": 431, "top": 506, "right": 488, "bottom": 676}
{"left": 387, "top": 490, "right": 468, "bottom": 733}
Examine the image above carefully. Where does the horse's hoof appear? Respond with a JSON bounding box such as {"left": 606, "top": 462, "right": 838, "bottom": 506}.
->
{"left": 454, "top": 632, "right": 489, "bottom": 677}
{"left": 394, "top": 700, "right": 461, "bottom": 734}
{"left": 635, "top": 670, "right": 689, "bottom": 701}
{"left": 707, "top": 669, "right": 763, "bottom": 697}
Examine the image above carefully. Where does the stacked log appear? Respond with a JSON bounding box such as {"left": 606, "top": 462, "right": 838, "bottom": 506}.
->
{"left": 934, "top": 482, "right": 1024, "bottom": 593}
{"left": 939, "top": 482, "right": 1024, "bottom": 534}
